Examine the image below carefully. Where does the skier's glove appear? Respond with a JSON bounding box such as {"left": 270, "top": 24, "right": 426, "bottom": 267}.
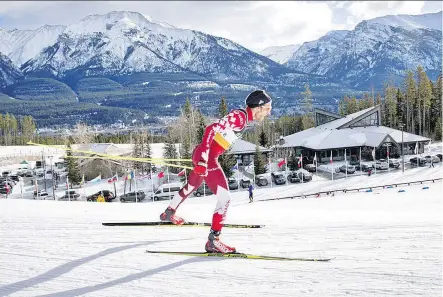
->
{"left": 194, "top": 161, "right": 208, "bottom": 177}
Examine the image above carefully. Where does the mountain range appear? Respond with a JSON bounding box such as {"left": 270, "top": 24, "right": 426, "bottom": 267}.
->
{"left": 0, "top": 10, "right": 441, "bottom": 127}
{"left": 5, "top": 11, "right": 289, "bottom": 83}
{"left": 284, "top": 11, "right": 442, "bottom": 87}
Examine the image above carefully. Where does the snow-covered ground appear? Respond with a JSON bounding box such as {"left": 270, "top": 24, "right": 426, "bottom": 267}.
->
{"left": 0, "top": 172, "right": 442, "bottom": 296}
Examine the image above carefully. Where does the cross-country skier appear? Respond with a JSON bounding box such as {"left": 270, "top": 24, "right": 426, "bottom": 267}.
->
{"left": 248, "top": 184, "right": 254, "bottom": 203}
{"left": 160, "top": 90, "right": 272, "bottom": 253}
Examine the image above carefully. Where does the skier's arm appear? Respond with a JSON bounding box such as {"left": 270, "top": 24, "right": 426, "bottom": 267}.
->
{"left": 195, "top": 110, "right": 247, "bottom": 175}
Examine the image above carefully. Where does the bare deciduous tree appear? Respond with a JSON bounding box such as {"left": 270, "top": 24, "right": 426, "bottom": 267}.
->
{"left": 72, "top": 122, "right": 95, "bottom": 144}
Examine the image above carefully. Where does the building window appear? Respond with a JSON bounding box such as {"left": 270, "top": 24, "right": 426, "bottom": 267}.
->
{"left": 349, "top": 111, "right": 379, "bottom": 128}
{"left": 316, "top": 113, "right": 340, "bottom": 126}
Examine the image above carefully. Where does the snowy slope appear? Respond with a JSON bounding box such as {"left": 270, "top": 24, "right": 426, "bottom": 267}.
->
{"left": 0, "top": 25, "right": 66, "bottom": 66}
{"left": 0, "top": 176, "right": 441, "bottom": 296}
{"left": 285, "top": 30, "right": 350, "bottom": 74}
{"left": 0, "top": 53, "right": 23, "bottom": 88}
{"left": 260, "top": 44, "right": 301, "bottom": 64}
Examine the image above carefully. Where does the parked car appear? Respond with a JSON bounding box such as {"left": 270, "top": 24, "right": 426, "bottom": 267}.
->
{"left": 379, "top": 158, "right": 400, "bottom": 169}
{"left": 374, "top": 161, "right": 389, "bottom": 170}
{"left": 87, "top": 190, "right": 115, "bottom": 202}
{"left": 297, "top": 171, "right": 313, "bottom": 182}
{"left": 409, "top": 157, "right": 427, "bottom": 166}
{"left": 303, "top": 164, "right": 316, "bottom": 173}
{"left": 228, "top": 178, "right": 239, "bottom": 190}
{"left": 58, "top": 190, "right": 80, "bottom": 201}
{"left": 271, "top": 172, "right": 286, "bottom": 185}
{"left": 355, "top": 164, "right": 371, "bottom": 172}
{"left": 425, "top": 155, "right": 440, "bottom": 163}
{"left": 388, "top": 158, "right": 401, "bottom": 168}
{"left": 255, "top": 175, "right": 268, "bottom": 187}
{"left": 152, "top": 183, "right": 182, "bottom": 201}
{"left": 287, "top": 172, "right": 301, "bottom": 183}
{"left": 2, "top": 171, "right": 11, "bottom": 177}
{"left": 239, "top": 178, "right": 251, "bottom": 188}
{"left": 33, "top": 190, "right": 49, "bottom": 199}
{"left": 339, "top": 165, "right": 356, "bottom": 174}
{"left": 120, "top": 190, "right": 145, "bottom": 203}
{"left": 0, "top": 179, "right": 15, "bottom": 188}
{"left": 9, "top": 175, "right": 20, "bottom": 182}
{"left": 193, "top": 184, "right": 214, "bottom": 197}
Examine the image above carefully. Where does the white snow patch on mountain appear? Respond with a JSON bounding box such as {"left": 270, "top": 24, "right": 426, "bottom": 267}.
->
{"left": 260, "top": 44, "right": 301, "bottom": 64}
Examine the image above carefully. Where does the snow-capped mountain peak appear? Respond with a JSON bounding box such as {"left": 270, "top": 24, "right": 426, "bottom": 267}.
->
{"left": 0, "top": 24, "right": 66, "bottom": 66}
{"left": 20, "top": 10, "right": 286, "bottom": 82}
{"left": 65, "top": 11, "right": 180, "bottom": 37}
{"left": 260, "top": 44, "right": 301, "bottom": 64}
{"left": 366, "top": 11, "right": 442, "bottom": 31}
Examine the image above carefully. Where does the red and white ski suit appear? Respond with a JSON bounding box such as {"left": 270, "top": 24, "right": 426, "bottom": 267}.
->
{"left": 169, "top": 107, "right": 253, "bottom": 231}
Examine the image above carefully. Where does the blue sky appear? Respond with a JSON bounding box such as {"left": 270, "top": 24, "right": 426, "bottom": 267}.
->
{"left": 0, "top": 1, "right": 441, "bottom": 51}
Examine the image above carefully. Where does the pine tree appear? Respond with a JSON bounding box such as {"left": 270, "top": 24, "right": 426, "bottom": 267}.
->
{"left": 301, "top": 83, "right": 314, "bottom": 117}
{"left": 430, "top": 75, "right": 442, "bottom": 140}
{"left": 253, "top": 145, "right": 266, "bottom": 175}
{"left": 417, "top": 66, "right": 432, "bottom": 136}
{"left": 10, "top": 114, "right": 17, "bottom": 145}
{"left": 396, "top": 88, "right": 405, "bottom": 129}
{"left": 301, "top": 115, "right": 314, "bottom": 130}
{"left": 404, "top": 70, "right": 417, "bottom": 133}
{"left": 218, "top": 97, "right": 228, "bottom": 118}
{"left": 144, "top": 139, "right": 153, "bottom": 172}
{"left": 66, "top": 142, "right": 82, "bottom": 186}
{"left": 375, "top": 94, "right": 384, "bottom": 125}
{"left": 179, "top": 131, "right": 192, "bottom": 176}
{"left": 360, "top": 93, "right": 371, "bottom": 110}
{"left": 384, "top": 84, "right": 397, "bottom": 128}
{"left": 434, "top": 119, "right": 442, "bottom": 141}
{"left": 196, "top": 109, "right": 206, "bottom": 142}
{"left": 338, "top": 98, "right": 346, "bottom": 116}
{"left": 219, "top": 153, "right": 237, "bottom": 179}
{"left": 21, "top": 115, "right": 36, "bottom": 142}
{"left": 183, "top": 98, "right": 193, "bottom": 119}
{"left": 163, "top": 134, "right": 179, "bottom": 174}
{"left": 182, "top": 98, "right": 198, "bottom": 147}
{"left": 346, "top": 97, "right": 358, "bottom": 114}
{"left": 0, "top": 114, "right": 3, "bottom": 145}
{"left": 259, "top": 126, "right": 269, "bottom": 147}
{"left": 132, "top": 134, "right": 143, "bottom": 172}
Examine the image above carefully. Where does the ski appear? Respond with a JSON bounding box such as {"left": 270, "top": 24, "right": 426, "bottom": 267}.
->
{"left": 102, "top": 221, "right": 264, "bottom": 228}
{"left": 146, "top": 250, "right": 332, "bottom": 262}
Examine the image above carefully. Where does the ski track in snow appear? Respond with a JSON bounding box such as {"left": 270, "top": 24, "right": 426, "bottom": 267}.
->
{"left": 0, "top": 174, "right": 442, "bottom": 297}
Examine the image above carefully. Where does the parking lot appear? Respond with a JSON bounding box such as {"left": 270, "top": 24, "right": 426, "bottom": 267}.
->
{"left": 2, "top": 151, "right": 442, "bottom": 202}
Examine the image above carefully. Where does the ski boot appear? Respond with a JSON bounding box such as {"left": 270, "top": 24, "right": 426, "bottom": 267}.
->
{"left": 205, "top": 230, "right": 236, "bottom": 254}
{"left": 159, "top": 206, "right": 185, "bottom": 225}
